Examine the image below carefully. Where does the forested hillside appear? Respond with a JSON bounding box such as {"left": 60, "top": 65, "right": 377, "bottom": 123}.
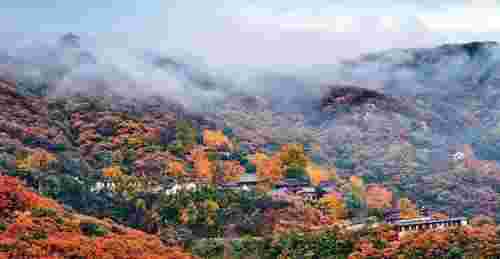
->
{"left": 1, "top": 37, "right": 500, "bottom": 258}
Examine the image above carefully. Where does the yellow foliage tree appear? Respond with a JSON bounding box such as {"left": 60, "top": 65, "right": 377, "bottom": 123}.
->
{"left": 16, "top": 149, "right": 57, "bottom": 171}
{"left": 399, "top": 198, "right": 418, "bottom": 219}
{"left": 119, "top": 120, "right": 144, "bottom": 131}
{"left": 319, "top": 193, "right": 347, "bottom": 220}
{"left": 350, "top": 176, "right": 365, "bottom": 200}
{"left": 251, "top": 152, "right": 269, "bottom": 166}
{"left": 16, "top": 153, "right": 31, "bottom": 171}
{"left": 203, "top": 129, "right": 233, "bottom": 150}
{"left": 279, "top": 144, "right": 308, "bottom": 169}
{"left": 127, "top": 135, "right": 145, "bottom": 146}
{"left": 205, "top": 200, "right": 220, "bottom": 225}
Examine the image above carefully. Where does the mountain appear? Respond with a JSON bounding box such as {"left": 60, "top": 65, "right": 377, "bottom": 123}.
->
{"left": 1, "top": 37, "right": 500, "bottom": 222}
{"left": 215, "top": 41, "right": 500, "bottom": 221}
{"left": 0, "top": 38, "right": 500, "bottom": 257}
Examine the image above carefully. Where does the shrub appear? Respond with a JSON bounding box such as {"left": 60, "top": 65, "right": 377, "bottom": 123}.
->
{"left": 230, "top": 237, "right": 267, "bottom": 259}
{"left": 223, "top": 127, "right": 235, "bottom": 137}
{"left": 122, "top": 149, "right": 137, "bottom": 166}
{"left": 285, "top": 166, "right": 309, "bottom": 183}
{"left": 111, "top": 207, "right": 130, "bottom": 221}
{"left": 207, "top": 151, "right": 218, "bottom": 161}
{"left": 0, "top": 159, "right": 6, "bottom": 168}
{"left": 20, "top": 231, "right": 48, "bottom": 241}
{"left": 95, "top": 151, "right": 112, "bottom": 162}
{"left": 367, "top": 208, "right": 385, "bottom": 221}
{"left": 48, "top": 143, "right": 66, "bottom": 152}
{"left": 55, "top": 217, "right": 65, "bottom": 225}
{"left": 31, "top": 207, "right": 57, "bottom": 218}
{"left": 0, "top": 223, "right": 6, "bottom": 232}
{"left": 266, "top": 230, "right": 353, "bottom": 259}
{"left": 190, "top": 238, "right": 224, "bottom": 258}
{"left": 244, "top": 163, "right": 257, "bottom": 174}
{"left": 229, "top": 152, "right": 244, "bottom": 162}
{"left": 167, "top": 143, "right": 185, "bottom": 157}
{"left": 80, "top": 222, "right": 108, "bottom": 237}
{"left": 0, "top": 244, "right": 15, "bottom": 252}
{"left": 32, "top": 230, "right": 48, "bottom": 240}
{"left": 447, "top": 247, "right": 464, "bottom": 259}
{"left": 175, "top": 120, "right": 197, "bottom": 153}
{"left": 143, "top": 145, "right": 163, "bottom": 153}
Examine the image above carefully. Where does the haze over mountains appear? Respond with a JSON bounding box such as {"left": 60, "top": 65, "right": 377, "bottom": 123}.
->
{"left": 1, "top": 32, "right": 500, "bottom": 220}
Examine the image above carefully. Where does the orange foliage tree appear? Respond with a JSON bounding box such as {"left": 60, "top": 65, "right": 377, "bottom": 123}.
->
{"left": 0, "top": 176, "right": 62, "bottom": 215}
{"left": 165, "top": 160, "right": 186, "bottom": 178}
{"left": 365, "top": 184, "right": 393, "bottom": 209}
{"left": 16, "top": 149, "right": 57, "bottom": 171}
{"left": 399, "top": 198, "right": 418, "bottom": 219}
{"left": 102, "top": 165, "right": 123, "bottom": 178}
{"left": 191, "top": 148, "right": 215, "bottom": 183}
{"left": 255, "top": 153, "right": 283, "bottom": 186}
{"left": 306, "top": 164, "right": 336, "bottom": 186}
{"left": 253, "top": 144, "right": 311, "bottom": 189}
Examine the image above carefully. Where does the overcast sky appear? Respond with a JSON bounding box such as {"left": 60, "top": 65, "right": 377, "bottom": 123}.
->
{"left": 2, "top": 0, "right": 500, "bottom": 68}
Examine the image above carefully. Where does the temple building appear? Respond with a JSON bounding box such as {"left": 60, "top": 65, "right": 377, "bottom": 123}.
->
{"left": 395, "top": 217, "right": 468, "bottom": 234}
{"left": 384, "top": 207, "right": 468, "bottom": 235}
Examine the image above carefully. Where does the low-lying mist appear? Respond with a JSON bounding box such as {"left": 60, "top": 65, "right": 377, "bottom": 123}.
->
{"left": 1, "top": 30, "right": 500, "bottom": 164}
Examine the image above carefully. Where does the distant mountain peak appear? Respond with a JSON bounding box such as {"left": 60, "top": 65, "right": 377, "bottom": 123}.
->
{"left": 439, "top": 41, "right": 499, "bottom": 58}
{"left": 59, "top": 32, "right": 81, "bottom": 48}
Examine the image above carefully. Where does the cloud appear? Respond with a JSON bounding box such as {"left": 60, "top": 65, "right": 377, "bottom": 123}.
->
{"left": 1, "top": 0, "right": 499, "bottom": 112}
{"left": 418, "top": 0, "right": 500, "bottom": 32}
{"left": 122, "top": 6, "right": 441, "bottom": 70}
{"left": 465, "top": 0, "right": 499, "bottom": 8}
{"left": 3, "top": 0, "right": 498, "bottom": 70}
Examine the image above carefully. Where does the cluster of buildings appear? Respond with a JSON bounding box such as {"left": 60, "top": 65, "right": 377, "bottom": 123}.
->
{"left": 218, "top": 172, "right": 470, "bottom": 235}
{"left": 220, "top": 172, "right": 338, "bottom": 201}
{"left": 384, "top": 207, "right": 468, "bottom": 234}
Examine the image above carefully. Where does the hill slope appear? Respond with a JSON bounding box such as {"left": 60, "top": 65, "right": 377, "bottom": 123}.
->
{"left": 0, "top": 175, "right": 194, "bottom": 259}
{"left": 1, "top": 39, "right": 500, "bottom": 223}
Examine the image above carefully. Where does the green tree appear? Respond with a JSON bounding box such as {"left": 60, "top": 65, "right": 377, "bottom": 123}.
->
{"left": 175, "top": 120, "right": 197, "bottom": 154}
{"left": 285, "top": 166, "right": 310, "bottom": 183}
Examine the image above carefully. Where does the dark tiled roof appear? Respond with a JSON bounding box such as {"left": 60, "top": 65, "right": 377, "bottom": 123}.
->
{"left": 318, "top": 181, "right": 336, "bottom": 188}
{"left": 238, "top": 173, "right": 258, "bottom": 183}
{"left": 276, "top": 178, "right": 310, "bottom": 188}
{"left": 395, "top": 217, "right": 467, "bottom": 226}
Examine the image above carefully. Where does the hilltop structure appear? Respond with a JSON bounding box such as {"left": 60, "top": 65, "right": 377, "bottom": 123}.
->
{"left": 384, "top": 207, "right": 468, "bottom": 235}
{"left": 394, "top": 217, "right": 468, "bottom": 234}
